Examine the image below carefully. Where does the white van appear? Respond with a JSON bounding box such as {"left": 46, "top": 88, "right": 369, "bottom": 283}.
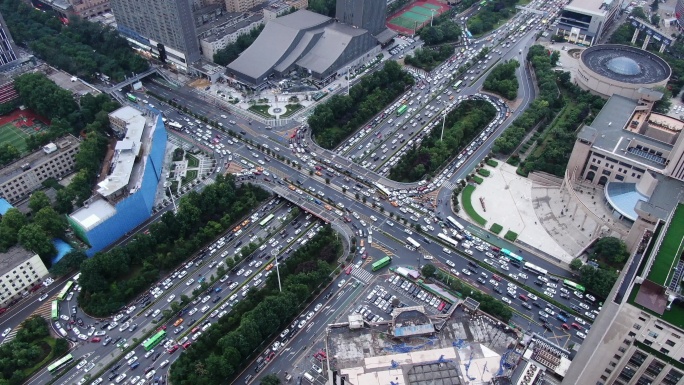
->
{"left": 303, "top": 372, "right": 315, "bottom": 383}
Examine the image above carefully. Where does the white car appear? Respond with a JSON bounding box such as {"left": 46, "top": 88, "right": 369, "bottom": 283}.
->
{"left": 546, "top": 282, "right": 557, "bottom": 288}
{"left": 338, "top": 279, "right": 346, "bottom": 288}
{"left": 442, "top": 247, "right": 451, "bottom": 254}
{"left": 501, "top": 297, "right": 511, "bottom": 305}
{"left": 38, "top": 293, "right": 49, "bottom": 301}
{"left": 186, "top": 278, "right": 195, "bottom": 286}
{"left": 576, "top": 331, "right": 586, "bottom": 339}
{"left": 585, "top": 294, "right": 596, "bottom": 302}
{"left": 461, "top": 269, "right": 471, "bottom": 276}
{"left": 527, "top": 293, "right": 538, "bottom": 301}
{"left": 167, "top": 294, "right": 176, "bottom": 302}
{"left": 579, "top": 302, "right": 590, "bottom": 310}
{"left": 77, "top": 360, "right": 88, "bottom": 370}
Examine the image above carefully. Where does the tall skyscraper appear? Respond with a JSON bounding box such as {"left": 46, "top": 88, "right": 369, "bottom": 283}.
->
{"left": 0, "top": 12, "right": 19, "bottom": 70}
{"left": 562, "top": 201, "right": 684, "bottom": 385}
{"left": 335, "top": 0, "right": 386, "bottom": 35}
{"left": 224, "top": 0, "right": 265, "bottom": 13}
{"left": 110, "top": 0, "right": 200, "bottom": 68}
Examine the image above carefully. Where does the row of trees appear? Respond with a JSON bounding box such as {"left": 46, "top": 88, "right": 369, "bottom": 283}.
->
{"left": 308, "top": 61, "right": 414, "bottom": 149}
{"left": 213, "top": 25, "right": 265, "bottom": 66}
{"left": 307, "top": 0, "right": 336, "bottom": 17}
{"left": 388, "top": 99, "right": 496, "bottom": 182}
{"left": 169, "top": 226, "right": 342, "bottom": 384}
{"left": 569, "top": 237, "right": 628, "bottom": 299}
{"left": 431, "top": 267, "right": 513, "bottom": 322}
{"left": 417, "top": 17, "right": 462, "bottom": 46}
{"left": 466, "top": 0, "right": 518, "bottom": 36}
{"left": 492, "top": 45, "right": 563, "bottom": 154}
{"left": 0, "top": 0, "right": 147, "bottom": 82}
{"left": 0, "top": 316, "right": 68, "bottom": 385}
{"left": 483, "top": 60, "right": 520, "bottom": 100}
{"left": 405, "top": 46, "right": 454, "bottom": 71}
{"left": 78, "top": 175, "right": 270, "bottom": 316}
{"left": 12, "top": 73, "right": 119, "bottom": 214}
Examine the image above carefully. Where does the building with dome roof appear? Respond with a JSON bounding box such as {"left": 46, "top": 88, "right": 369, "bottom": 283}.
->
{"left": 576, "top": 44, "right": 671, "bottom": 99}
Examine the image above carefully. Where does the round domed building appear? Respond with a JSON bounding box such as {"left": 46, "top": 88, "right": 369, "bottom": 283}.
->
{"left": 576, "top": 44, "right": 671, "bottom": 99}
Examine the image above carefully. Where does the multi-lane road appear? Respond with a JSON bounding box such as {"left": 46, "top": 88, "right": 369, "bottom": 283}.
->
{"left": 0, "top": 1, "right": 591, "bottom": 384}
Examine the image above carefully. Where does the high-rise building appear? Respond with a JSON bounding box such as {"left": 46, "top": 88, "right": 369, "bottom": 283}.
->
{"left": 562, "top": 201, "right": 684, "bottom": 385}
{"left": 0, "top": 12, "right": 19, "bottom": 70}
{"left": 335, "top": 0, "right": 386, "bottom": 35}
{"left": 0, "top": 246, "right": 49, "bottom": 307}
{"left": 224, "top": 0, "right": 265, "bottom": 13}
{"left": 110, "top": 0, "right": 200, "bottom": 69}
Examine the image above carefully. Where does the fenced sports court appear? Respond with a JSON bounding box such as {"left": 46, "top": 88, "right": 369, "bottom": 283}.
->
{"left": 387, "top": 0, "right": 451, "bottom": 35}
{"left": 0, "top": 109, "right": 50, "bottom": 154}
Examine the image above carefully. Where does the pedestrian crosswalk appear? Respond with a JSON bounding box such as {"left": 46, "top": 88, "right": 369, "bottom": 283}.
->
{"left": 0, "top": 301, "right": 52, "bottom": 345}
{"left": 352, "top": 267, "right": 374, "bottom": 283}
{"left": 442, "top": 181, "right": 458, "bottom": 190}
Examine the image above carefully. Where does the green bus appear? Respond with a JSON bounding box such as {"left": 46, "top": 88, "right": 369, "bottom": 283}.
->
{"left": 259, "top": 214, "right": 275, "bottom": 227}
{"left": 47, "top": 354, "right": 73, "bottom": 374}
{"left": 480, "top": 0, "right": 487, "bottom": 5}
{"left": 563, "top": 279, "right": 586, "bottom": 292}
{"left": 372, "top": 256, "right": 392, "bottom": 271}
{"left": 56, "top": 281, "right": 74, "bottom": 301}
{"left": 396, "top": 105, "right": 408, "bottom": 116}
{"left": 51, "top": 300, "right": 59, "bottom": 321}
{"left": 143, "top": 330, "right": 167, "bottom": 351}
{"left": 452, "top": 80, "right": 463, "bottom": 89}
{"left": 126, "top": 93, "right": 137, "bottom": 102}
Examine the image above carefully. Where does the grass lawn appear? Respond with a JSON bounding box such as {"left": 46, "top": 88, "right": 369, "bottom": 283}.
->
{"left": 248, "top": 104, "right": 273, "bottom": 118}
{"left": 462, "top": 185, "right": 487, "bottom": 226}
{"left": 471, "top": 175, "right": 484, "bottom": 184}
{"left": 183, "top": 170, "right": 198, "bottom": 185}
{"left": 281, "top": 104, "right": 303, "bottom": 118}
{"left": 648, "top": 203, "right": 684, "bottom": 285}
{"left": 504, "top": 230, "right": 518, "bottom": 242}
{"left": 186, "top": 154, "right": 200, "bottom": 167}
{"left": 486, "top": 159, "right": 498, "bottom": 167}
{"left": 478, "top": 169, "right": 490, "bottom": 177}
{"left": 0, "top": 121, "right": 29, "bottom": 153}
{"left": 490, "top": 223, "right": 503, "bottom": 234}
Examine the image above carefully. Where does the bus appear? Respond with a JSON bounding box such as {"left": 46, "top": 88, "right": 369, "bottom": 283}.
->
{"left": 371, "top": 256, "right": 391, "bottom": 271}
{"left": 479, "top": 0, "right": 487, "bottom": 5}
{"left": 56, "top": 281, "right": 74, "bottom": 301}
{"left": 126, "top": 93, "right": 137, "bottom": 102}
{"left": 51, "top": 300, "right": 59, "bottom": 321}
{"left": 452, "top": 80, "right": 463, "bottom": 90}
{"left": 406, "top": 237, "right": 420, "bottom": 249}
{"left": 563, "top": 279, "right": 586, "bottom": 292}
{"left": 47, "top": 354, "right": 74, "bottom": 374}
{"left": 501, "top": 249, "right": 523, "bottom": 264}
{"left": 437, "top": 233, "right": 459, "bottom": 248}
{"left": 396, "top": 105, "right": 408, "bottom": 116}
{"left": 519, "top": 25, "right": 527, "bottom": 32}
{"left": 446, "top": 216, "right": 464, "bottom": 231}
{"left": 374, "top": 182, "right": 391, "bottom": 197}
{"left": 523, "top": 262, "right": 548, "bottom": 276}
{"left": 142, "top": 330, "right": 167, "bottom": 351}
{"left": 259, "top": 214, "right": 275, "bottom": 228}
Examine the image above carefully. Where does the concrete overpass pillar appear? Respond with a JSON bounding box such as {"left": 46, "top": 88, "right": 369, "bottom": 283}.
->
{"left": 631, "top": 28, "right": 639, "bottom": 44}
{"left": 641, "top": 34, "right": 651, "bottom": 50}
{"left": 660, "top": 42, "right": 666, "bottom": 53}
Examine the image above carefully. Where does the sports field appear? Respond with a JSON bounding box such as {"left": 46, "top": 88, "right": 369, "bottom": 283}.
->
{"left": 0, "top": 109, "right": 50, "bottom": 153}
{"left": 647, "top": 203, "right": 684, "bottom": 286}
{"left": 387, "top": 0, "right": 451, "bottom": 35}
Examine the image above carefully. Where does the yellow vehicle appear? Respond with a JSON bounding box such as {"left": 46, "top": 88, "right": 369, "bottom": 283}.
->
{"left": 173, "top": 318, "right": 184, "bottom": 327}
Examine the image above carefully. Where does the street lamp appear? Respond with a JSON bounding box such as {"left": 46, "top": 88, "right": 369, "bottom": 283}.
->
{"left": 430, "top": 9, "right": 436, "bottom": 27}
{"left": 440, "top": 110, "right": 447, "bottom": 142}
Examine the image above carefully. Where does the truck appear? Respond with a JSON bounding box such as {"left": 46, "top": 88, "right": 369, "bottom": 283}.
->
{"left": 167, "top": 121, "right": 183, "bottom": 130}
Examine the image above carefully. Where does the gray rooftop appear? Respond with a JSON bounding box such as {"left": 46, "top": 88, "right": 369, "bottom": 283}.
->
{"left": 201, "top": 14, "right": 264, "bottom": 43}
{"left": 564, "top": 0, "right": 610, "bottom": 16}
{"left": 69, "top": 197, "right": 117, "bottom": 231}
{"left": 227, "top": 10, "right": 332, "bottom": 80}
{"left": 580, "top": 95, "right": 673, "bottom": 170}
{"left": 0, "top": 135, "right": 80, "bottom": 186}
{"left": 635, "top": 173, "right": 684, "bottom": 221}
{"left": 581, "top": 45, "right": 671, "bottom": 85}
{"left": 296, "top": 23, "right": 366, "bottom": 74}
{"left": 0, "top": 245, "right": 36, "bottom": 277}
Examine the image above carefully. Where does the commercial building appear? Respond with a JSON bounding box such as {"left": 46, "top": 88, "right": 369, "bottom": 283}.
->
{"left": 29, "top": 0, "right": 111, "bottom": 19}
{"left": 199, "top": 14, "right": 265, "bottom": 61}
{"left": 68, "top": 106, "right": 167, "bottom": 256}
{"left": 225, "top": 0, "right": 265, "bottom": 13}
{"left": 110, "top": 0, "right": 201, "bottom": 69}
{"left": 555, "top": 0, "right": 622, "bottom": 45}
{"left": 564, "top": 89, "right": 684, "bottom": 251}
{"left": 0, "top": 136, "right": 81, "bottom": 204}
{"left": 576, "top": 45, "right": 671, "bottom": 100}
{"left": 226, "top": 0, "right": 393, "bottom": 88}
{"left": 0, "top": 246, "right": 49, "bottom": 307}
{"left": 263, "top": 0, "right": 309, "bottom": 21}
{"left": 0, "top": 12, "right": 19, "bottom": 70}
{"left": 561, "top": 202, "right": 684, "bottom": 385}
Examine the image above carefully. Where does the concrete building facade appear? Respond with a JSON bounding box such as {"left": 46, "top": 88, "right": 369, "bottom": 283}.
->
{"left": 336, "top": 0, "right": 387, "bottom": 35}
{"left": 555, "top": 0, "right": 622, "bottom": 45}
{"left": 111, "top": 0, "right": 201, "bottom": 69}
{"left": 199, "top": 14, "right": 264, "bottom": 61}
{"left": 68, "top": 107, "right": 166, "bottom": 256}
{"left": 0, "top": 247, "right": 49, "bottom": 307}
{"left": 0, "top": 12, "right": 19, "bottom": 70}
{"left": 224, "top": 0, "right": 265, "bottom": 13}
{"left": 0, "top": 136, "right": 80, "bottom": 204}
{"left": 561, "top": 203, "right": 684, "bottom": 385}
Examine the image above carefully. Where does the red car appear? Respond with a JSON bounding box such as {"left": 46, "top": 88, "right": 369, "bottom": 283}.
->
{"left": 168, "top": 344, "right": 179, "bottom": 353}
{"left": 182, "top": 341, "right": 192, "bottom": 349}
{"left": 265, "top": 352, "right": 276, "bottom": 363}
{"left": 91, "top": 337, "right": 101, "bottom": 343}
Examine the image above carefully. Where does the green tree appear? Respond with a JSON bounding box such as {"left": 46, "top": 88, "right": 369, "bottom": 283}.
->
{"left": 18, "top": 223, "right": 57, "bottom": 261}
{"left": 421, "top": 263, "right": 437, "bottom": 278}
{"left": 0, "top": 208, "right": 28, "bottom": 250}
{"left": 0, "top": 143, "right": 20, "bottom": 166}
{"left": 593, "top": 237, "right": 629, "bottom": 265}
{"left": 579, "top": 265, "right": 617, "bottom": 299}
{"left": 28, "top": 191, "right": 51, "bottom": 213}
{"left": 33, "top": 207, "right": 66, "bottom": 238}
{"left": 570, "top": 258, "right": 583, "bottom": 271}
{"left": 50, "top": 250, "right": 87, "bottom": 276}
